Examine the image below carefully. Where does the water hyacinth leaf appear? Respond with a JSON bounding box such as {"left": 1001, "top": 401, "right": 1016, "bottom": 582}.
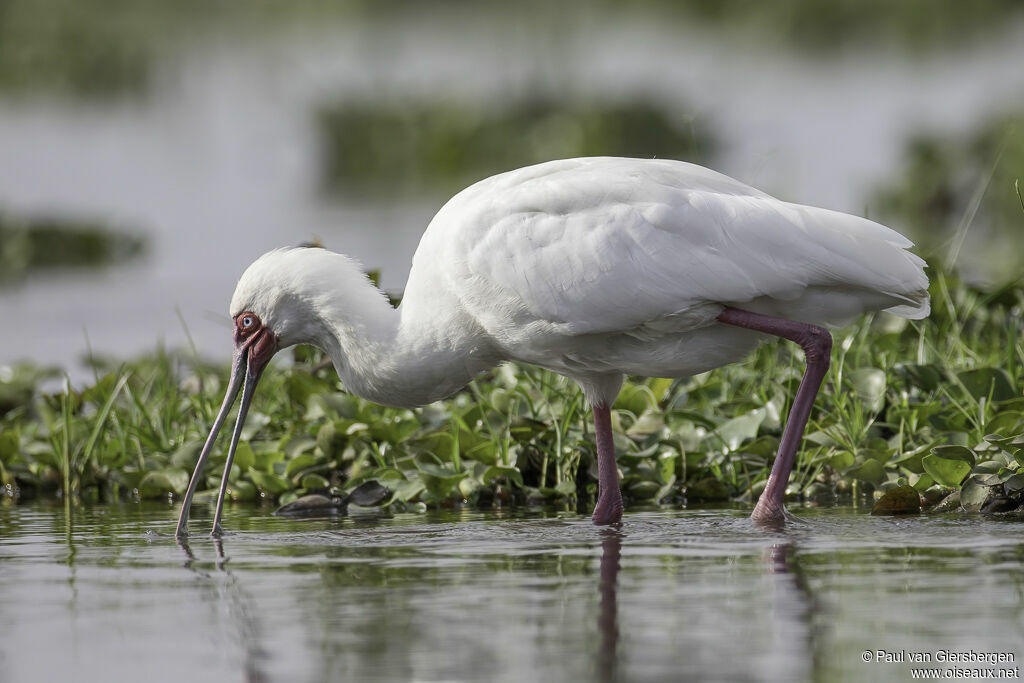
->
{"left": 849, "top": 368, "right": 886, "bottom": 412}
{"left": 228, "top": 480, "right": 258, "bottom": 502}
{"left": 417, "top": 463, "right": 468, "bottom": 499}
{"left": 284, "top": 373, "right": 322, "bottom": 408}
{"left": 253, "top": 449, "right": 285, "bottom": 472}
{"left": 658, "top": 452, "right": 678, "bottom": 483}
{"left": 957, "top": 368, "right": 1015, "bottom": 402}
{"left": 930, "top": 445, "right": 976, "bottom": 467}
{"left": 285, "top": 436, "right": 317, "bottom": 459}
{"left": 1003, "top": 473, "right": 1024, "bottom": 494}
{"left": 247, "top": 468, "right": 290, "bottom": 495}
{"left": 911, "top": 473, "right": 934, "bottom": 491}
{"left": 316, "top": 421, "right": 345, "bottom": 457}
{"left": 390, "top": 476, "right": 426, "bottom": 503}
{"left": 0, "top": 431, "right": 18, "bottom": 464}
{"left": 654, "top": 474, "right": 677, "bottom": 503}
{"left": 627, "top": 480, "right": 661, "bottom": 500}
{"left": 232, "top": 442, "right": 255, "bottom": 472}
{"left": 714, "top": 408, "right": 766, "bottom": 451}
{"left": 614, "top": 383, "right": 655, "bottom": 415}
{"left": 921, "top": 455, "right": 971, "bottom": 487}
{"left": 240, "top": 412, "right": 270, "bottom": 441}
{"left": 138, "top": 467, "right": 190, "bottom": 498}
{"left": 898, "top": 363, "right": 945, "bottom": 391}
{"left": 299, "top": 473, "right": 330, "bottom": 490}
{"left": 891, "top": 446, "right": 928, "bottom": 473}
{"left": 959, "top": 476, "right": 992, "bottom": 512}
{"left": 829, "top": 450, "right": 855, "bottom": 470}
{"left": 871, "top": 485, "right": 921, "bottom": 515}
{"left": 846, "top": 459, "right": 886, "bottom": 485}
{"left": 647, "top": 377, "right": 674, "bottom": 404}
{"left": 464, "top": 440, "right": 498, "bottom": 466}
{"left": 169, "top": 440, "right": 204, "bottom": 470}
{"left": 369, "top": 416, "right": 419, "bottom": 443}
{"left": 983, "top": 433, "right": 1018, "bottom": 448}
{"left": 285, "top": 453, "right": 320, "bottom": 479}
{"left": 481, "top": 465, "right": 524, "bottom": 488}
{"left": 984, "top": 412, "right": 1024, "bottom": 437}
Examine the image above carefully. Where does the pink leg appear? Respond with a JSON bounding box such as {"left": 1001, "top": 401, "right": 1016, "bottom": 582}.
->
{"left": 716, "top": 307, "right": 832, "bottom": 523}
{"left": 591, "top": 404, "right": 624, "bottom": 525}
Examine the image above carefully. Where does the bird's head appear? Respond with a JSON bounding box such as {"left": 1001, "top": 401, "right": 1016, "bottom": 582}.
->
{"left": 175, "top": 248, "right": 338, "bottom": 536}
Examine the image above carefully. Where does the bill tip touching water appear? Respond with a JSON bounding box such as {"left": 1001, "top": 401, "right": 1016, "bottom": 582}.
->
{"left": 175, "top": 156, "right": 929, "bottom": 538}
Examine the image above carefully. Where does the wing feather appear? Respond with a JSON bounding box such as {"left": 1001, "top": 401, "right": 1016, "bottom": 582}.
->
{"left": 408, "top": 157, "right": 930, "bottom": 342}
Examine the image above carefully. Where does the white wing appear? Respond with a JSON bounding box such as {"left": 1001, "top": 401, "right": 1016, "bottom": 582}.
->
{"left": 409, "top": 157, "right": 929, "bottom": 343}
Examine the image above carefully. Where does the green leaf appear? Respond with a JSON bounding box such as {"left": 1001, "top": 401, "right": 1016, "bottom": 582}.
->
{"left": 911, "top": 473, "right": 934, "bottom": 491}
{"left": 253, "top": 449, "right": 284, "bottom": 472}
{"left": 417, "top": 463, "right": 468, "bottom": 500}
{"left": 1002, "top": 473, "right": 1024, "bottom": 494}
{"left": 829, "top": 450, "right": 855, "bottom": 470}
{"left": 871, "top": 485, "right": 920, "bottom": 515}
{"left": 921, "top": 455, "right": 972, "bottom": 487}
{"left": 959, "top": 476, "right": 992, "bottom": 512}
{"left": 138, "top": 467, "right": 190, "bottom": 498}
{"left": 713, "top": 408, "right": 766, "bottom": 450}
{"left": 169, "top": 440, "right": 204, "bottom": 470}
{"left": 300, "top": 473, "right": 330, "bottom": 490}
{"left": 233, "top": 442, "right": 255, "bottom": 472}
{"left": 846, "top": 459, "right": 885, "bottom": 485}
{"left": 0, "top": 430, "right": 18, "bottom": 464}
{"left": 285, "top": 453, "right": 320, "bottom": 479}
{"left": 849, "top": 368, "right": 886, "bottom": 412}
{"left": 247, "top": 468, "right": 290, "bottom": 495}
{"left": 481, "top": 465, "right": 524, "bottom": 488}
{"left": 930, "top": 445, "right": 976, "bottom": 467}
{"left": 958, "top": 368, "right": 1016, "bottom": 402}
{"left": 227, "top": 480, "right": 258, "bottom": 502}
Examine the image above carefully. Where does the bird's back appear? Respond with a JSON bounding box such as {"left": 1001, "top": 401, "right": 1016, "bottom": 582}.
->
{"left": 401, "top": 157, "right": 929, "bottom": 375}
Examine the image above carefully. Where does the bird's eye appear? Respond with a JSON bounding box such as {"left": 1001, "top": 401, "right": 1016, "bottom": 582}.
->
{"left": 237, "top": 313, "right": 259, "bottom": 331}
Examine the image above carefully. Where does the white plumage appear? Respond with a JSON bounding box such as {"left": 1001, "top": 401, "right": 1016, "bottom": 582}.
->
{"left": 177, "top": 156, "right": 930, "bottom": 536}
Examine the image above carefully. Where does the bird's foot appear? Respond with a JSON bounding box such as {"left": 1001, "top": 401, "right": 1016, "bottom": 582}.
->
{"left": 592, "top": 495, "right": 624, "bottom": 526}
{"left": 751, "top": 498, "right": 788, "bottom": 530}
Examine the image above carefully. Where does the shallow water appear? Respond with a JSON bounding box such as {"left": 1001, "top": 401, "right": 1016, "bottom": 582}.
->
{"left": 0, "top": 503, "right": 1021, "bottom": 682}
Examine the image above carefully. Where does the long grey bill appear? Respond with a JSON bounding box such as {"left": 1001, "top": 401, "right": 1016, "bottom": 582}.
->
{"left": 174, "top": 352, "right": 246, "bottom": 538}
{"left": 210, "top": 364, "right": 264, "bottom": 537}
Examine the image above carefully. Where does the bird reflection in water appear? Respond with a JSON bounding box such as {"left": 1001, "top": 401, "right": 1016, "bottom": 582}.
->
{"left": 597, "top": 527, "right": 623, "bottom": 682}
{"left": 178, "top": 538, "right": 269, "bottom": 683}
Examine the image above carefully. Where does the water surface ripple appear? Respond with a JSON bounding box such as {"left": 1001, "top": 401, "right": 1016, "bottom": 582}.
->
{"left": 0, "top": 504, "right": 1021, "bottom": 682}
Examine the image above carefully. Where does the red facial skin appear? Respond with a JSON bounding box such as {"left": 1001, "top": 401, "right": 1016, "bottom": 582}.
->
{"left": 234, "top": 312, "right": 277, "bottom": 375}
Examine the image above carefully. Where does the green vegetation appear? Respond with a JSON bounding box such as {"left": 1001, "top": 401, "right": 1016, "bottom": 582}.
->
{"left": 318, "top": 100, "right": 710, "bottom": 197}
{"left": 0, "top": 213, "right": 145, "bottom": 285}
{"left": 875, "top": 112, "right": 1024, "bottom": 284}
{"left": 9, "top": 0, "right": 1019, "bottom": 98}
{"left": 642, "top": 0, "right": 1024, "bottom": 52}
{"left": 1, "top": 269, "right": 1022, "bottom": 517}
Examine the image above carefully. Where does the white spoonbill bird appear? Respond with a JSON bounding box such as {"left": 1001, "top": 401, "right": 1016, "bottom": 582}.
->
{"left": 175, "top": 156, "right": 929, "bottom": 537}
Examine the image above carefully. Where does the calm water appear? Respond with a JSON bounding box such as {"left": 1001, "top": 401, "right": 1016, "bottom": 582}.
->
{"left": 0, "top": 503, "right": 1021, "bottom": 682}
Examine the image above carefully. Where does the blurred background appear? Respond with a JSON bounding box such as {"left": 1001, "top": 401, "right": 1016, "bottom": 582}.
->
{"left": 2, "top": 0, "right": 1023, "bottom": 381}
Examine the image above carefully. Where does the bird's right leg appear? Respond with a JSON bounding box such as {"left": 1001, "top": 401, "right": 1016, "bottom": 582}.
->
{"left": 716, "top": 307, "right": 832, "bottom": 524}
{"left": 591, "top": 403, "right": 624, "bottom": 525}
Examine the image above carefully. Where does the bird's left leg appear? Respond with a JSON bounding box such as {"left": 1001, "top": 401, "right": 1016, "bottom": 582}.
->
{"left": 716, "top": 307, "right": 832, "bottom": 523}
{"left": 591, "top": 403, "right": 624, "bottom": 525}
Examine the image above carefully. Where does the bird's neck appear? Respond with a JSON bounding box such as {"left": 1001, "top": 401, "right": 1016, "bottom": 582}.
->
{"left": 305, "top": 269, "right": 497, "bottom": 408}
